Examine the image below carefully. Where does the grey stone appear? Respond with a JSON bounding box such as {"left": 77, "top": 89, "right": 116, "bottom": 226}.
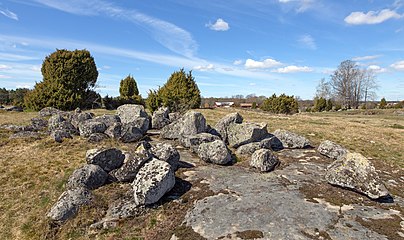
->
{"left": 110, "top": 151, "right": 152, "bottom": 182}
{"left": 152, "top": 107, "right": 170, "bottom": 129}
{"left": 9, "top": 131, "right": 40, "bottom": 139}
{"left": 66, "top": 164, "right": 108, "bottom": 190}
{"left": 318, "top": 140, "right": 348, "bottom": 160}
{"left": 78, "top": 121, "right": 106, "bottom": 137}
{"left": 39, "top": 107, "right": 61, "bottom": 117}
{"left": 168, "top": 112, "right": 181, "bottom": 122}
{"left": 120, "top": 123, "right": 143, "bottom": 143}
{"left": 71, "top": 112, "right": 94, "bottom": 128}
{"left": 131, "top": 117, "right": 150, "bottom": 134}
{"left": 51, "top": 130, "right": 72, "bottom": 143}
{"left": 150, "top": 143, "right": 180, "bottom": 170}
{"left": 250, "top": 149, "right": 279, "bottom": 172}
{"left": 235, "top": 142, "right": 261, "bottom": 156}
{"left": 325, "top": 152, "right": 390, "bottom": 199}
{"left": 88, "top": 133, "right": 109, "bottom": 143}
{"left": 48, "top": 114, "right": 78, "bottom": 135}
{"left": 30, "top": 118, "right": 48, "bottom": 131}
{"left": 6, "top": 106, "right": 23, "bottom": 112}
{"left": 117, "top": 104, "right": 149, "bottom": 124}
{"left": 180, "top": 133, "right": 220, "bottom": 153}
{"left": 227, "top": 122, "right": 268, "bottom": 148}
{"left": 259, "top": 136, "right": 284, "bottom": 151}
{"left": 47, "top": 187, "right": 92, "bottom": 222}
{"left": 197, "top": 140, "right": 232, "bottom": 165}
{"left": 105, "top": 122, "right": 122, "bottom": 139}
{"left": 93, "top": 114, "right": 121, "bottom": 128}
{"left": 132, "top": 159, "right": 175, "bottom": 206}
{"left": 273, "top": 129, "right": 311, "bottom": 149}
{"left": 86, "top": 148, "right": 125, "bottom": 172}
{"left": 161, "top": 111, "right": 207, "bottom": 140}
{"left": 214, "top": 112, "right": 243, "bottom": 143}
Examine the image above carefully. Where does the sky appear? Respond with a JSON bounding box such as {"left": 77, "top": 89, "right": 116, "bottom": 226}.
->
{"left": 0, "top": 0, "right": 404, "bottom": 100}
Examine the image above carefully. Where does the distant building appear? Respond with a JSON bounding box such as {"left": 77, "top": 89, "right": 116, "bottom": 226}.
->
{"left": 240, "top": 103, "right": 253, "bottom": 108}
{"left": 215, "top": 102, "right": 234, "bottom": 108}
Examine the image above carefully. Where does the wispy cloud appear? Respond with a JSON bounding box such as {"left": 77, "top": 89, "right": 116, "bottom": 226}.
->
{"left": 0, "top": 52, "right": 39, "bottom": 61}
{"left": 345, "top": 9, "right": 402, "bottom": 25}
{"left": 278, "top": 0, "right": 315, "bottom": 13}
{"left": 272, "top": 65, "right": 312, "bottom": 73}
{"left": 34, "top": 0, "right": 197, "bottom": 57}
{"left": 245, "top": 58, "right": 283, "bottom": 69}
{"left": 367, "top": 65, "right": 387, "bottom": 73}
{"left": 206, "top": 18, "right": 230, "bottom": 31}
{"left": 298, "top": 34, "right": 316, "bottom": 50}
{"left": 193, "top": 64, "right": 215, "bottom": 71}
{"left": 390, "top": 60, "right": 404, "bottom": 71}
{"left": 352, "top": 55, "right": 382, "bottom": 61}
{"left": 0, "top": 7, "right": 18, "bottom": 20}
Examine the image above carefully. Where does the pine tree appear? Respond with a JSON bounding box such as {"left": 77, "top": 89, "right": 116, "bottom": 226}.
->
{"left": 119, "top": 75, "right": 139, "bottom": 100}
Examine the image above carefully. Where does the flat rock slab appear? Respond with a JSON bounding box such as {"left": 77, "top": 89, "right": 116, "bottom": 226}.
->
{"left": 180, "top": 148, "right": 402, "bottom": 240}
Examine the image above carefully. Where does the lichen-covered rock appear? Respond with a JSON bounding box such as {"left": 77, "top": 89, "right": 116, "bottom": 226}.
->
{"left": 78, "top": 121, "right": 107, "bottom": 138}
{"left": 259, "top": 136, "right": 284, "bottom": 151}
{"left": 117, "top": 104, "right": 149, "bottom": 124}
{"left": 51, "top": 130, "right": 72, "bottom": 143}
{"left": 152, "top": 107, "right": 170, "bottom": 129}
{"left": 168, "top": 112, "right": 181, "bottom": 122}
{"left": 161, "top": 111, "right": 207, "bottom": 140}
{"left": 93, "top": 114, "right": 121, "bottom": 128}
{"left": 105, "top": 122, "right": 122, "bottom": 139}
{"left": 227, "top": 122, "right": 268, "bottom": 148}
{"left": 214, "top": 112, "right": 243, "bottom": 143}
{"left": 30, "top": 118, "right": 48, "bottom": 131}
{"left": 110, "top": 151, "right": 152, "bottom": 182}
{"left": 250, "top": 149, "right": 279, "bottom": 172}
{"left": 318, "top": 140, "right": 347, "bottom": 160}
{"left": 272, "top": 129, "right": 310, "bottom": 149}
{"left": 71, "top": 112, "right": 94, "bottom": 128}
{"left": 197, "top": 140, "right": 232, "bottom": 165}
{"left": 120, "top": 123, "right": 143, "bottom": 143}
{"left": 325, "top": 152, "right": 390, "bottom": 200}
{"left": 236, "top": 142, "right": 261, "bottom": 156}
{"left": 48, "top": 114, "right": 78, "bottom": 135}
{"left": 9, "top": 131, "right": 41, "bottom": 139}
{"left": 47, "top": 187, "right": 92, "bottom": 222}
{"left": 88, "top": 133, "right": 109, "bottom": 143}
{"left": 39, "top": 107, "right": 61, "bottom": 117}
{"left": 131, "top": 117, "right": 150, "bottom": 134}
{"left": 132, "top": 159, "right": 175, "bottom": 206}
{"left": 150, "top": 143, "right": 180, "bottom": 170}
{"left": 180, "top": 133, "right": 220, "bottom": 153}
{"left": 86, "top": 148, "right": 125, "bottom": 172}
{"left": 66, "top": 164, "right": 108, "bottom": 190}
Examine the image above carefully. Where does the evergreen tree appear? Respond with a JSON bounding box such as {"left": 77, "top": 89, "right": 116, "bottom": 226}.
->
{"left": 261, "top": 93, "right": 298, "bottom": 114}
{"left": 379, "top": 98, "right": 387, "bottom": 109}
{"left": 119, "top": 75, "right": 139, "bottom": 100}
{"left": 326, "top": 99, "right": 333, "bottom": 111}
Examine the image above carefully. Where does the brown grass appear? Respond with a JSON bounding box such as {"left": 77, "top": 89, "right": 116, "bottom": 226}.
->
{"left": 0, "top": 108, "right": 403, "bottom": 239}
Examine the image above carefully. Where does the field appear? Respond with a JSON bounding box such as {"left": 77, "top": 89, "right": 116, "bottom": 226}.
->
{"left": 0, "top": 108, "right": 403, "bottom": 239}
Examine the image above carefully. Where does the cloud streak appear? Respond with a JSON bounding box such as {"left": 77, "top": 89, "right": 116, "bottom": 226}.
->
{"left": 298, "top": 34, "right": 316, "bottom": 50}
{"left": 0, "top": 7, "right": 18, "bottom": 20}
{"left": 345, "top": 9, "right": 402, "bottom": 25}
{"left": 34, "top": 0, "right": 197, "bottom": 57}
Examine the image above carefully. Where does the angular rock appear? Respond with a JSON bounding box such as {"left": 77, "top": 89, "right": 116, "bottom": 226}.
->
{"left": 318, "top": 140, "right": 347, "bottom": 160}
{"left": 105, "top": 122, "right": 122, "bottom": 139}
{"left": 132, "top": 159, "right": 175, "bottom": 206}
{"left": 168, "top": 112, "right": 181, "bottom": 122}
{"left": 197, "top": 140, "right": 232, "bottom": 165}
{"left": 39, "top": 107, "right": 61, "bottom": 117}
{"left": 30, "top": 118, "right": 48, "bottom": 131}
{"left": 259, "top": 136, "right": 284, "bottom": 151}
{"left": 9, "top": 131, "right": 40, "bottom": 139}
{"left": 131, "top": 117, "right": 150, "bottom": 134}
{"left": 66, "top": 164, "right": 108, "bottom": 190}
{"left": 161, "top": 111, "right": 207, "bottom": 140}
{"left": 180, "top": 133, "right": 220, "bottom": 153}
{"left": 48, "top": 114, "right": 78, "bottom": 135}
{"left": 6, "top": 106, "right": 23, "bottom": 112}
{"left": 110, "top": 151, "right": 152, "bottom": 182}
{"left": 51, "top": 130, "right": 72, "bottom": 143}
{"left": 227, "top": 122, "right": 268, "bottom": 148}
{"left": 88, "top": 133, "right": 109, "bottom": 143}
{"left": 325, "top": 152, "right": 390, "bottom": 200}
{"left": 214, "top": 112, "right": 243, "bottom": 143}
{"left": 273, "top": 129, "right": 311, "bottom": 149}
{"left": 71, "top": 112, "right": 94, "bottom": 128}
{"left": 120, "top": 123, "right": 143, "bottom": 143}
{"left": 150, "top": 143, "right": 180, "bottom": 170}
{"left": 152, "top": 107, "right": 170, "bottom": 129}
{"left": 86, "top": 148, "right": 125, "bottom": 172}
{"left": 117, "top": 104, "right": 149, "bottom": 124}
{"left": 78, "top": 121, "right": 106, "bottom": 138}
{"left": 93, "top": 114, "right": 121, "bottom": 128}
{"left": 47, "top": 187, "right": 92, "bottom": 222}
{"left": 250, "top": 149, "right": 279, "bottom": 172}
{"left": 236, "top": 142, "right": 261, "bottom": 156}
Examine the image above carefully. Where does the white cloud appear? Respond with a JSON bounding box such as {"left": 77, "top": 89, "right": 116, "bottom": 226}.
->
{"left": 367, "top": 65, "right": 386, "bottom": 73}
{"left": 390, "top": 60, "right": 404, "bottom": 71}
{"left": 352, "top": 55, "right": 382, "bottom": 61}
{"left": 278, "top": 0, "right": 315, "bottom": 13}
{"left": 193, "top": 64, "right": 215, "bottom": 71}
{"left": 0, "top": 64, "right": 12, "bottom": 70}
{"left": 206, "top": 18, "right": 230, "bottom": 31}
{"left": 345, "top": 9, "right": 402, "bottom": 25}
{"left": 0, "top": 8, "right": 18, "bottom": 20}
{"left": 233, "top": 59, "right": 243, "bottom": 65}
{"left": 34, "top": 0, "right": 197, "bottom": 57}
{"left": 298, "top": 34, "right": 316, "bottom": 50}
{"left": 272, "top": 65, "right": 312, "bottom": 73}
{"left": 0, "top": 74, "right": 11, "bottom": 79}
{"left": 245, "top": 58, "right": 282, "bottom": 69}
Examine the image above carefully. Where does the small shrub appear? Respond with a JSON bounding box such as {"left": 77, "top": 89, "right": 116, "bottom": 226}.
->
{"left": 261, "top": 93, "right": 298, "bottom": 114}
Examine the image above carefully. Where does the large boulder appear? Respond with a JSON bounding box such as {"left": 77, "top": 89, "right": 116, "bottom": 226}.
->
{"left": 152, "top": 107, "right": 170, "bottom": 129}
{"left": 86, "top": 148, "right": 125, "bottom": 172}
{"left": 161, "top": 111, "right": 207, "bottom": 140}
{"left": 39, "top": 107, "right": 61, "bottom": 117}
{"left": 132, "top": 159, "right": 175, "bottom": 206}
{"left": 66, "top": 164, "right": 108, "bottom": 190}
{"left": 110, "top": 151, "right": 152, "bottom": 182}
{"left": 325, "top": 152, "right": 390, "bottom": 200}
{"left": 47, "top": 187, "right": 92, "bottom": 222}
{"left": 117, "top": 104, "right": 149, "bottom": 124}
{"left": 78, "top": 121, "right": 107, "bottom": 138}
{"left": 105, "top": 122, "right": 122, "bottom": 139}
{"left": 130, "top": 117, "right": 150, "bottom": 134}
{"left": 250, "top": 149, "right": 279, "bottom": 172}
{"left": 93, "top": 114, "right": 121, "bottom": 128}
{"left": 318, "top": 140, "right": 347, "bottom": 160}
{"left": 236, "top": 142, "right": 261, "bottom": 156}
{"left": 180, "top": 133, "right": 220, "bottom": 153}
{"left": 48, "top": 114, "right": 78, "bottom": 135}
{"left": 259, "top": 136, "right": 284, "bottom": 151}
{"left": 214, "top": 112, "right": 243, "bottom": 143}
{"left": 272, "top": 129, "right": 311, "bottom": 149}
{"left": 70, "top": 112, "right": 94, "bottom": 129}
{"left": 227, "top": 122, "right": 268, "bottom": 148}
{"left": 30, "top": 118, "right": 48, "bottom": 131}
{"left": 197, "top": 140, "right": 232, "bottom": 165}
{"left": 120, "top": 123, "right": 143, "bottom": 143}
{"left": 150, "top": 143, "right": 180, "bottom": 170}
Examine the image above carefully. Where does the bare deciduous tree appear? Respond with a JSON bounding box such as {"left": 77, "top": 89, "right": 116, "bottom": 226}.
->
{"left": 315, "top": 78, "right": 331, "bottom": 99}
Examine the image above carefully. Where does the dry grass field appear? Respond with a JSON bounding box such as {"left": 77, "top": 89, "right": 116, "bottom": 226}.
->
{"left": 0, "top": 108, "right": 403, "bottom": 239}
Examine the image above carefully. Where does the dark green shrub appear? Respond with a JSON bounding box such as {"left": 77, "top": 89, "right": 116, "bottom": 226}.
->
{"left": 119, "top": 75, "right": 139, "bottom": 100}
{"left": 379, "top": 98, "right": 387, "bottom": 109}
{"left": 261, "top": 93, "right": 298, "bottom": 114}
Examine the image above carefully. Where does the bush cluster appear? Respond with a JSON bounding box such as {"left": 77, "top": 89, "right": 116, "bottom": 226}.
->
{"left": 0, "top": 88, "right": 30, "bottom": 107}
{"left": 312, "top": 97, "right": 333, "bottom": 112}
{"left": 260, "top": 94, "right": 299, "bottom": 114}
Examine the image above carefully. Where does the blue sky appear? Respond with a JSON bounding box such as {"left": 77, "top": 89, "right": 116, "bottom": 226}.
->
{"left": 0, "top": 0, "right": 404, "bottom": 100}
